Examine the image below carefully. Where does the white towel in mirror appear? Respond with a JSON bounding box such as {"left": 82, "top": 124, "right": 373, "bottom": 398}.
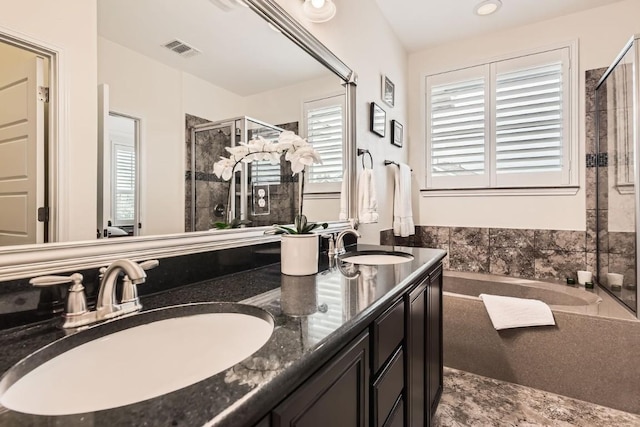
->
{"left": 339, "top": 171, "right": 348, "bottom": 220}
{"left": 358, "top": 169, "right": 378, "bottom": 223}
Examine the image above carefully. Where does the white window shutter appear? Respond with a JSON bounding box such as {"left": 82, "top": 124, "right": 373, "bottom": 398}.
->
{"left": 425, "top": 45, "right": 574, "bottom": 190}
{"left": 304, "top": 94, "right": 345, "bottom": 193}
{"left": 112, "top": 143, "right": 135, "bottom": 225}
{"left": 250, "top": 127, "right": 282, "bottom": 185}
{"left": 426, "top": 65, "right": 490, "bottom": 188}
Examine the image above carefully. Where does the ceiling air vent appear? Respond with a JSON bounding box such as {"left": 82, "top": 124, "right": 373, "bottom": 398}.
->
{"left": 163, "top": 39, "right": 201, "bottom": 58}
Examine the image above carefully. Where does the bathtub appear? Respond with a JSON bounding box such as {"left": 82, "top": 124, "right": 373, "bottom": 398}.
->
{"left": 443, "top": 271, "right": 640, "bottom": 414}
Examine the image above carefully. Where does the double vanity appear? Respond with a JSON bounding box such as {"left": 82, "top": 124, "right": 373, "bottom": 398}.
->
{"left": 0, "top": 244, "right": 445, "bottom": 426}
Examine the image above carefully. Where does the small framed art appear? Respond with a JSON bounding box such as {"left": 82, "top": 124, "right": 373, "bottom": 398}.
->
{"left": 381, "top": 75, "right": 395, "bottom": 108}
{"left": 391, "top": 120, "right": 403, "bottom": 147}
{"left": 370, "top": 102, "right": 386, "bottom": 137}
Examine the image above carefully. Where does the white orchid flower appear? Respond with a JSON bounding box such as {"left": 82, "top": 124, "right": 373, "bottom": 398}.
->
{"left": 277, "top": 131, "right": 308, "bottom": 152}
{"left": 225, "top": 145, "right": 249, "bottom": 162}
{"left": 213, "top": 156, "right": 237, "bottom": 181}
{"left": 287, "top": 145, "right": 322, "bottom": 174}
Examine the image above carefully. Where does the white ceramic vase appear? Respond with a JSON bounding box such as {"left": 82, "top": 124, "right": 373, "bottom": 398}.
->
{"left": 281, "top": 274, "right": 318, "bottom": 316}
{"left": 281, "top": 234, "right": 319, "bottom": 276}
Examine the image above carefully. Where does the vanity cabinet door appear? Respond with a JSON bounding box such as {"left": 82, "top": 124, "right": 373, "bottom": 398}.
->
{"left": 272, "top": 331, "right": 369, "bottom": 427}
{"left": 406, "top": 279, "right": 427, "bottom": 427}
{"left": 426, "top": 266, "right": 443, "bottom": 420}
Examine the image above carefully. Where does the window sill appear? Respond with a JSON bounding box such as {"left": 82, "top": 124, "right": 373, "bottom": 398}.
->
{"left": 304, "top": 192, "right": 340, "bottom": 199}
{"left": 420, "top": 186, "right": 580, "bottom": 197}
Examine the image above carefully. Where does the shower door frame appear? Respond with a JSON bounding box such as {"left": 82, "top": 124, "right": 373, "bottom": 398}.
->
{"left": 595, "top": 34, "right": 640, "bottom": 317}
{"left": 190, "top": 116, "right": 285, "bottom": 231}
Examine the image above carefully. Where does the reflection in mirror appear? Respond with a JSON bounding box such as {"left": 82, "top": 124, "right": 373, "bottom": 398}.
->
{"left": 98, "top": 0, "right": 346, "bottom": 237}
{"left": 0, "top": 0, "right": 353, "bottom": 252}
{"left": 0, "top": 40, "right": 49, "bottom": 247}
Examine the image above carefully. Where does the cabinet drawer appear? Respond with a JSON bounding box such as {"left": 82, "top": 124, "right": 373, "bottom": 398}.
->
{"left": 372, "top": 347, "right": 404, "bottom": 427}
{"left": 372, "top": 298, "right": 404, "bottom": 372}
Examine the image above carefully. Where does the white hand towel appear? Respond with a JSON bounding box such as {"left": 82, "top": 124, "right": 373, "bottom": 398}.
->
{"left": 392, "top": 163, "right": 414, "bottom": 237}
{"left": 357, "top": 169, "right": 378, "bottom": 224}
{"left": 339, "top": 171, "right": 348, "bottom": 220}
{"left": 479, "top": 294, "right": 556, "bottom": 330}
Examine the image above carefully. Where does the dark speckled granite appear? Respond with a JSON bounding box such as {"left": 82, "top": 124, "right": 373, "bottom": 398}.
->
{"left": 0, "top": 245, "right": 445, "bottom": 427}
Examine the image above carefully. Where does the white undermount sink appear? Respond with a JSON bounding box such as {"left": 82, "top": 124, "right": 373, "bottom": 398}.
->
{"left": 340, "top": 251, "right": 414, "bottom": 265}
{"left": 0, "top": 303, "right": 274, "bottom": 416}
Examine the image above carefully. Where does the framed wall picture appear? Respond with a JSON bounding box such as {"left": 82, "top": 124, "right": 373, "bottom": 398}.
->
{"left": 370, "top": 102, "right": 386, "bottom": 137}
{"left": 391, "top": 120, "right": 403, "bottom": 147}
{"left": 381, "top": 75, "right": 395, "bottom": 108}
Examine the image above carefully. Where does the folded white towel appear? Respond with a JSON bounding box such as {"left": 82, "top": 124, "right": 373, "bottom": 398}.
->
{"left": 479, "top": 294, "right": 556, "bottom": 330}
{"left": 357, "top": 169, "right": 378, "bottom": 223}
{"left": 339, "top": 171, "right": 348, "bottom": 221}
{"left": 392, "top": 163, "right": 414, "bottom": 237}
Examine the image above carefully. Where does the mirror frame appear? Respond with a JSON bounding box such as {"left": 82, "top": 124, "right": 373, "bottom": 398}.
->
{"left": 0, "top": 0, "right": 357, "bottom": 281}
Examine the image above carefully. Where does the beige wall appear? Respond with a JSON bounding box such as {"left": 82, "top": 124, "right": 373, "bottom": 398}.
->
{"left": 98, "top": 37, "right": 185, "bottom": 236}
{"left": 0, "top": 0, "right": 97, "bottom": 242}
{"left": 408, "top": 0, "right": 640, "bottom": 231}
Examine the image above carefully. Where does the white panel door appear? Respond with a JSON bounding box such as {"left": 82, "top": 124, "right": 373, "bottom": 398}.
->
{"left": 0, "top": 57, "right": 44, "bottom": 246}
{"left": 97, "top": 84, "right": 110, "bottom": 238}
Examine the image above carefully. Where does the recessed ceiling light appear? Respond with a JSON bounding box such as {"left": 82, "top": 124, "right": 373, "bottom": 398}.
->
{"left": 475, "top": 0, "right": 502, "bottom": 16}
{"left": 302, "top": 0, "right": 336, "bottom": 23}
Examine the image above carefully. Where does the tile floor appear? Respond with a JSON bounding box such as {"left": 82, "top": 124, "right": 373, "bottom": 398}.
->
{"left": 433, "top": 367, "right": 640, "bottom": 426}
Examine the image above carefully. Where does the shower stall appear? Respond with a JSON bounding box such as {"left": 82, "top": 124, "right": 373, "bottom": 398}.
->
{"left": 595, "top": 34, "right": 640, "bottom": 317}
{"left": 186, "top": 115, "right": 299, "bottom": 232}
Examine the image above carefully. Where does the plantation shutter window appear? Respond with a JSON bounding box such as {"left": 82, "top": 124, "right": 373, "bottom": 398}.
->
{"left": 112, "top": 142, "right": 135, "bottom": 225}
{"left": 304, "top": 94, "right": 345, "bottom": 193}
{"left": 493, "top": 48, "right": 571, "bottom": 187}
{"left": 250, "top": 127, "right": 282, "bottom": 185}
{"left": 427, "top": 65, "right": 490, "bottom": 188}
{"left": 425, "top": 46, "right": 574, "bottom": 190}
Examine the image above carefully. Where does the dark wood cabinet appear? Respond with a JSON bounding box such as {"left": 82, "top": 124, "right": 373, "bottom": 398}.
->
{"left": 406, "top": 264, "right": 443, "bottom": 427}
{"left": 269, "top": 260, "right": 443, "bottom": 427}
{"left": 272, "top": 332, "right": 369, "bottom": 427}
{"left": 426, "top": 266, "right": 443, "bottom": 420}
{"left": 406, "top": 280, "right": 427, "bottom": 427}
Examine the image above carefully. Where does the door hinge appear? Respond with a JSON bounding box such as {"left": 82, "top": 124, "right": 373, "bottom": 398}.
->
{"left": 38, "top": 86, "right": 49, "bottom": 103}
{"left": 37, "top": 207, "right": 49, "bottom": 222}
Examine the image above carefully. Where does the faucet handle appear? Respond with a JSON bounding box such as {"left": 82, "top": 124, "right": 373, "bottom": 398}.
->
{"left": 30, "top": 274, "right": 80, "bottom": 287}
{"left": 30, "top": 273, "right": 88, "bottom": 319}
{"left": 139, "top": 259, "right": 159, "bottom": 271}
{"left": 121, "top": 260, "right": 158, "bottom": 308}
{"left": 322, "top": 234, "right": 336, "bottom": 257}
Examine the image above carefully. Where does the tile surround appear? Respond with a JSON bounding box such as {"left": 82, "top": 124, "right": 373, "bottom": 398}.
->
{"left": 381, "top": 226, "right": 590, "bottom": 281}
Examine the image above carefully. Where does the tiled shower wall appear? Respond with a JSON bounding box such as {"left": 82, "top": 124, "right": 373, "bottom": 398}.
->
{"left": 380, "top": 67, "right": 634, "bottom": 283}
{"left": 184, "top": 115, "right": 300, "bottom": 231}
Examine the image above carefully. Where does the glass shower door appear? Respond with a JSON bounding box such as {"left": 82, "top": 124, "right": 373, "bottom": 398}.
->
{"left": 596, "top": 37, "right": 638, "bottom": 315}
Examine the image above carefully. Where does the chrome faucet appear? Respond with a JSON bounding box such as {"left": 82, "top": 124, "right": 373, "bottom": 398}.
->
{"left": 30, "top": 259, "right": 156, "bottom": 329}
{"left": 335, "top": 229, "right": 361, "bottom": 256}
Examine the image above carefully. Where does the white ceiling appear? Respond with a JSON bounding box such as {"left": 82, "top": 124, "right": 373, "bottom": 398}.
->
{"left": 373, "top": 0, "right": 627, "bottom": 52}
{"left": 98, "top": 0, "right": 331, "bottom": 96}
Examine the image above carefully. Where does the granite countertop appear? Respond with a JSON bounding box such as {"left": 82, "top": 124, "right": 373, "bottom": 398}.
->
{"left": 0, "top": 244, "right": 445, "bottom": 426}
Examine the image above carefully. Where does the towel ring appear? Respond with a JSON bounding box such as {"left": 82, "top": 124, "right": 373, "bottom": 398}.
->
{"left": 357, "top": 148, "right": 374, "bottom": 169}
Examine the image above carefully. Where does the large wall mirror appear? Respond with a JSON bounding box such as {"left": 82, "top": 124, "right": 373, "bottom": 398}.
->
{"left": 0, "top": 0, "right": 356, "bottom": 279}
